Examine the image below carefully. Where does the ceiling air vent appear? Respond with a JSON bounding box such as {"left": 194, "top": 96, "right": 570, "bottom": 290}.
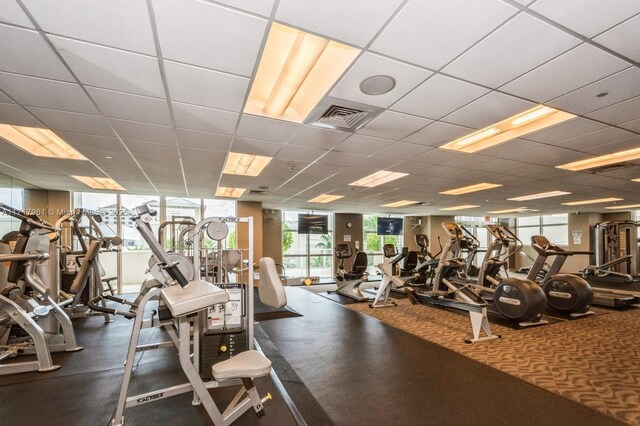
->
{"left": 305, "top": 96, "right": 383, "bottom": 132}
{"left": 585, "top": 162, "right": 634, "bottom": 174}
{"left": 249, "top": 189, "right": 268, "bottom": 195}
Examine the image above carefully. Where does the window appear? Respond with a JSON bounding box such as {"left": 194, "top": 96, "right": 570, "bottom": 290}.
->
{"left": 282, "top": 211, "right": 333, "bottom": 278}
{"left": 363, "top": 215, "right": 403, "bottom": 275}
{"left": 202, "top": 198, "right": 236, "bottom": 249}
{"left": 0, "top": 186, "right": 23, "bottom": 237}
{"left": 516, "top": 214, "right": 568, "bottom": 246}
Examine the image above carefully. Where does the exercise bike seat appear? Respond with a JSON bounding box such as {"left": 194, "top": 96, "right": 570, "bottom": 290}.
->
{"left": 161, "top": 279, "right": 229, "bottom": 317}
{"left": 212, "top": 350, "right": 272, "bottom": 381}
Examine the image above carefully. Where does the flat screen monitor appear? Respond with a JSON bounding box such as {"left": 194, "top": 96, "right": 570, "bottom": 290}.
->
{"left": 377, "top": 217, "right": 403, "bottom": 235}
{"left": 298, "top": 214, "right": 328, "bottom": 234}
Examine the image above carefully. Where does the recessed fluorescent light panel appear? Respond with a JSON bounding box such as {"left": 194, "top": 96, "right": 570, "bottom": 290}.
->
{"left": 350, "top": 170, "right": 408, "bottom": 188}
{"left": 508, "top": 191, "right": 571, "bottom": 202}
{"left": 487, "top": 207, "right": 536, "bottom": 214}
{"left": 605, "top": 204, "right": 640, "bottom": 210}
{"left": 556, "top": 147, "right": 640, "bottom": 171}
{"left": 223, "top": 152, "right": 272, "bottom": 177}
{"left": 440, "top": 105, "right": 576, "bottom": 153}
{"left": 0, "top": 125, "right": 86, "bottom": 160}
{"left": 381, "top": 200, "right": 418, "bottom": 208}
{"left": 632, "top": 178, "right": 640, "bottom": 182}
{"left": 439, "top": 204, "right": 480, "bottom": 211}
{"left": 215, "top": 187, "right": 246, "bottom": 198}
{"left": 72, "top": 176, "right": 124, "bottom": 191}
{"left": 244, "top": 23, "right": 360, "bottom": 123}
{"left": 562, "top": 197, "right": 623, "bottom": 206}
{"left": 308, "top": 194, "right": 344, "bottom": 203}
{"left": 440, "top": 183, "right": 502, "bottom": 195}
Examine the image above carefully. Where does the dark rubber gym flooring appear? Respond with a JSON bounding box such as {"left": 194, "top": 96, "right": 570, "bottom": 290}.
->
{"left": 0, "top": 287, "right": 622, "bottom": 425}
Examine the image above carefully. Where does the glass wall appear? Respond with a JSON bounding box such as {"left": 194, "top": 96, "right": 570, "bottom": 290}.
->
{"left": 71, "top": 193, "right": 237, "bottom": 293}
{"left": 72, "top": 192, "right": 119, "bottom": 281}
{"left": 363, "top": 215, "right": 403, "bottom": 275}
{"left": 516, "top": 214, "right": 569, "bottom": 246}
{"left": 282, "top": 211, "right": 333, "bottom": 278}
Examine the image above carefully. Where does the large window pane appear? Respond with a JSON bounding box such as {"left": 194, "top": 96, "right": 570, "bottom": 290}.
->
{"left": 517, "top": 216, "right": 540, "bottom": 226}
{"left": 0, "top": 187, "right": 23, "bottom": 236}
{"left": 282, "top": 210, "right": 333, "bottom": 277}
{"left": 517, "top": 227, "right": 540, "bottom": 247}
{"left": 73, "top": 192, "right": 119, "bottom": 282}
{"left": 542, "top": 214, "right": 568, "bottom": 225}
{"left": 543, "top": 225, "right": 568, "bottom": 245}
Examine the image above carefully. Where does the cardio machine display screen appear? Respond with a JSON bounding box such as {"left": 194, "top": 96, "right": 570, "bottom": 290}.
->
{"left": 377, "top": 217, "right": 403, "bottom": 235}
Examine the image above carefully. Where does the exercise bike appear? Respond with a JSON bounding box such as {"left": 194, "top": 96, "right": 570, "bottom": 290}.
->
{"left": 333, "top": 243, "right": 371, "bottom": 301}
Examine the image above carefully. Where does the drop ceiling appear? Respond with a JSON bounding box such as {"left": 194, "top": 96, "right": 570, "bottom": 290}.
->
{"left": 0, "top": 0, "right": 639, "bottom": 217}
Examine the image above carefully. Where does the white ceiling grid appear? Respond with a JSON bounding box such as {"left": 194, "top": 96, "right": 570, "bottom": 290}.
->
{"left": 0, "top": 0, "right": 636, "bottom": 216}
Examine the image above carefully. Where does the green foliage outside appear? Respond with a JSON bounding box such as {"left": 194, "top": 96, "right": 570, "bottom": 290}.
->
{"left": 282, "top": 223, "right": 294, "bottom": 253}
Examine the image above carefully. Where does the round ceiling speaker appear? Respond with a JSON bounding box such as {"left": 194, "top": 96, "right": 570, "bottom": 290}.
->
{"left": 359, "top": 75, "right": 396, "bottom": 95}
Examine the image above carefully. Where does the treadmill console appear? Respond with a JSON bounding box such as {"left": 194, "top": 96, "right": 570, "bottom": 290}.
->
{"left": 531, "top": 235, "right": 563, "bottom": 255}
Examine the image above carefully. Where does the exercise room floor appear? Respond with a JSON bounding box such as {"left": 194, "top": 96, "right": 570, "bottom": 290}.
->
{"left": 0, "top": 287, "right": 626, "bottom": 425}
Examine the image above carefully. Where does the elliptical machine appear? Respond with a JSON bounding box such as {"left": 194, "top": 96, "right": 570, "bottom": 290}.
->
{"left": 411, "top": 234, "right": 440, "bottom": 285}
{"left": 527, "top": 235, "right": 594, "bottom": 316}
{"left": 333, "top": 243, "right": 370, "bottom": 301}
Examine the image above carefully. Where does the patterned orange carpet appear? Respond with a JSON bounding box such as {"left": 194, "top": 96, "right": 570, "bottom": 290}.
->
{"left": 346, "top": 299, "right": 640, "bottom": 425}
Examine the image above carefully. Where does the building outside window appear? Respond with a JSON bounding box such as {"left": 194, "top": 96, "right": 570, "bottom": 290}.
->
{"left": 282, "top": 211, "right": 333, "bottom": 278}
{"left": 0, "top": 187, "right": 23, "bottom": 237}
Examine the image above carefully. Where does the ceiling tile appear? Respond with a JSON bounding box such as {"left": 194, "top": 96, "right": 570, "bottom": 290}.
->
{"left": 26, "top": 107, "right": 113, "bottom": 136}
{"left": 403, "top": 121, "right": 473, "bottom": 147}
{"left": 501, "top": 43, "right": 628, "bottom": 102}
{"left": 50, "top": 36, "right": 165, "bottom": 98}
{"left": 621, "top": 118, "right": 640, "bottom": 133}
{"left": 586, "top": 95, "right": 640, "bottom": 126}
{"left": 334, "top": 134, "right": 394, "bottom": 155}
{"left": 522, "top": 146, "right": 588, "bottom": 166}
{"left": 530, "top": 0, "right": 640, "bottom": 38}
{"left": 275, "top": 145, "right": 328, "bottom": 162}
{"left": 481, "top": 139, "right": 544, "bottom": 159}
{"left": 588, "top": 135, "right": 640, "bottom": 155}
{"left": 371, "top": 0, "right": 516, "bottom": 70}
{"left": 316, "top": 151, "right": 366, "bottom": 167}
{"left": 172, "top": 102, "right": 238, "bottom": 134}
{"left": 152, "top": 0, "right": 267, "bottom": 76}
{"left": 392, "top": 74, "right": 490, "bottom": 119}
{"left": 109, "top": 118, "right": 175, "bottom": 144}
{"left": 330, "top": 53, "right": 431, "bottom": 108}
{"left": 22, "top": 0, "right": 156, "bottom": 55}
{"left": 232, "top": 137, "right": 283, "bottom": 157}
{"left": 523, "top": 117, "right": 605, "bottom": 143}
{"left": 0, "top": 92, "right": 13, "bottom": 104}
{"left": 0, "top": 1, "right": 35, "bottom": 28}
{"left": 276, "top": 0, "right": 404, "bottom": 47}
{"left": 412, "top": 148, "right": 466, "bottom": 165}
{"left": 594, "top": 14, "right": 640, "bottom": 61}
{"left": 124, "top": 139, "right": 178, "bottom": 158}
{"left": 0, "top": 72, "right": 97, "bottom": 113}
{"left": 545, "top": 127, "right": 634, "bottom": 152}
{"left": 549, "top": 67, "right": 640, "bottom": 115}
{"left": 54, "top": 132, "right": 124, "bottom": 154}
{"left": 212, "top": 0, "right": 275, "bottom": 17}
{"left": 287, "top": 126, "right": 348, "bottom": 150}
{"left": 236, "top": 115, "right": 299, "bottom": 143}
{"left": 175, "top": 128, "right": 232, "bottom": 151}
{"left": 179, "top": 147, "right": 226, "bottom": 166}
{"left": 87, "top": 87, "right": 171, "bottom": 125}
{"left": 374, "top": 142, "right": 432, "bottom": 160}
{"left": 358, "top": 111, "right": 431, "bottom": 140}
{"left": 0, "top": 25, "right": 73, "bottom": 81}
{"left": 444, "top": 13, "right": 580, "bottom": 88}
{"left": 0, "top": 102, "right": 41, "bottom": 127}
{"left": 442, "top": 91, "right": 534, "bottom": 129}
{"left": 164, "top": 60, "right": 249, "bottom": 111}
